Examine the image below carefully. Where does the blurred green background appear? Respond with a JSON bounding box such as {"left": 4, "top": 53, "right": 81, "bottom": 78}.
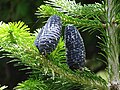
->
{"left": 0, "top": 0, "right": 105, "bottom": 90}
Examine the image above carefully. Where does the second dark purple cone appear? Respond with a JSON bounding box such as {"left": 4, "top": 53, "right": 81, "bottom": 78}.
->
{"left": 64, "top": 25, "right": 86, "bottom": 70}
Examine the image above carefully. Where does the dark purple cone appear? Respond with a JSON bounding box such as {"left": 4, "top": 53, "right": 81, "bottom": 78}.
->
{"left": 64, "top": 25, "right": 85, "bottom": 70}
{"left": 34, "top": 15, "right": 62, "bottom": 55}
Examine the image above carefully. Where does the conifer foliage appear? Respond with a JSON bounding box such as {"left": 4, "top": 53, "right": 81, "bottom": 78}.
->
{"left": 1, "top": 0, "right": 120, "bottom": 90}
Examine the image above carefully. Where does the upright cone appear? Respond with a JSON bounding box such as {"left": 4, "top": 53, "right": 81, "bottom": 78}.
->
{"left": 34, "top": 15, "right": 62, "bottom": 55}
{"left": 64, "top": 25, "right": 85, "bottom": 70}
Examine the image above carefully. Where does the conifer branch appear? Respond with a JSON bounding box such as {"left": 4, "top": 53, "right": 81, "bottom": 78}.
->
{"left": 0, "top": 21, "right": 107, "bottom": 90}
{"left": 105, "top": 0, "right": 120, "bottom": 89}
{"left": 0, "top": 85, "right": 7, "bottom": 90}
{"left": 1, "top": 0, "right": 120, "bottom": 89}
{"left": 45, "top": 0, "right": 103, "bottom": 19}
{"left": 38, "top": 55, "right": 107, "bottom": 90}
{"left": 36, "top": 5, "right": 103, "bottom": 30}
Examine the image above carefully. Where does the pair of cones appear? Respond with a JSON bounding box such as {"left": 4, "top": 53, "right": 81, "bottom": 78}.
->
{"left": 34, "top": 15, "right": 85, "bottom": 70}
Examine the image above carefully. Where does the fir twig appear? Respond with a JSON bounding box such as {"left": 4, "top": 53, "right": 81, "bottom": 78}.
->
{"left": 0, "top": 21, "right": 107, "bottom": 90}
{"left": 36, "top": 5, "right": 103, "bottom": 30}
